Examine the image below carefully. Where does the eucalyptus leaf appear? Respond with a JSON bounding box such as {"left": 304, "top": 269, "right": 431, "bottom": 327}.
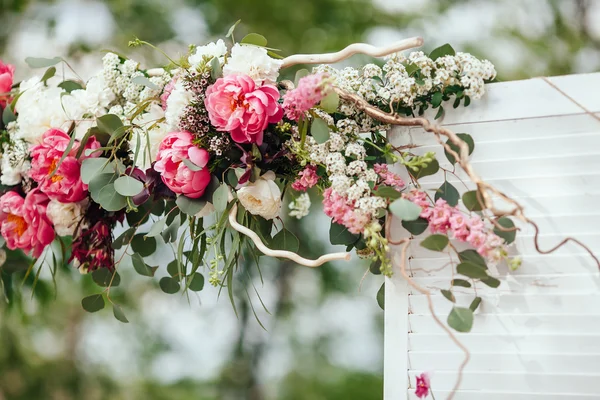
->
{"left": 25, "top": 56, "right": 62, "bottom": 69}
{"left": 182, "top": 158, "right": 203, "bottom": 171}
{"left": 226, "top": 19, "right": 241, "bottom": 38}
{"left": 212, "top": 184, "right": 229, "bottom": 213}
{"left": 112, "top": 304, "right": 129, "bottom": 323}
{"left": 176, "top": 195, "right": 206, "bottom": 216}
{"left": 429, "top": 43, "right": 456, "bottom": 60}
{"left": 271, "top": 228, "right": 300, "bottom": 253}
{"left": 96, "top": 114, "right": 123, "bottom": 134}
{"left": 81, "top": 294, "right": 105, "bottom": 313}
{"left": 441, "top": 289, "right": 456, "bottom": 303}
{"left": 159, "top": 277, "right": 180, "bottom": 294}
{"left": 458, "top": 249, "right": 487, "bottom": 268}
{"left": 420, "top": 234, "right": 449, "bottom": 252}
{"left": 58, "top": 80, "right": 83, "bottom": 93}
{"left": 188, "top": 273, "right": 205, "bottom": 292}
{"left": 311, "top": 117, "right": 330, "bottom": 144}
{"left": 91, "top": 268, "right": 121, "bottom": 287}
{"left": 131, "top": 253, "right": 157, "bottom": 277}
{"left": 2, "top": 105, "right": 16, "bottom": 125}
{"left": 447, "top": 306, "right": 473, "bottom": 332}
{"left": 320, "top": 91, "right": 339, "bottom": 113}
{"left": 329, "top": 222, "right": 358, "bottom": 246}
{"left": 435, "top": 181, "right": 459, "bottom": 206}
{"left": 146, "top": 217, "right": 167, "bottom": 238}
{"left": 210, "top": 57, "right": 222, "bottom": 80}
{"left": 457, "top": 261, "right": 489, "bottom": 279}
{"left": 389, "top": 198, "right": 422, "bottom": 221}
{"left": 41, "top": 67, "right": 56, "bottom": 84}
{"left": 401, "top": 217, "right": 429, "bottom": 236}
{"left": 408, "top": 158, "right": 439, "bottom": 180}
{"left": 113, "top": 228, "right": 135, "bottom": 250}
{"left": 294, "top": 69, "right": 310, "bottom": 87}
{"left": 114, "top": 176, "right": 144, "bottom": 197}
{"left": 493, "top": 216, "right": 516, "bottom": 244}
{"left": 469, "top": 297, "right": 482, "bottom": 312}
{"left": 377, "top": 283, "right": 385, "bottom": 310}
{"left": 445, "top": 133, "right": 475, "bottom": 164}
{"left": 462, "top": 190, "right": 484, "bottom": 211}
{"left": 81, "top": 158, "right": 113, "bottom": 185}
{"left": 130, "top": 75, "right": 160, "bottom": 89}
{"left": 97, "top": 184, "right": 127, "bottom": 212}
{"left": 372, "top": 186, "right": 401, "bottom": 200}
{"left": 241, "top": 33, "right": 268, "bottom": 47}
{"left": 452, "top": 279, "right": 471, "bottom": 288}
{"left": 89, "top": 174, "right": 117, "bottom": 203}
{"left": 131, "top": 234, "right": 157, "bottom": 257}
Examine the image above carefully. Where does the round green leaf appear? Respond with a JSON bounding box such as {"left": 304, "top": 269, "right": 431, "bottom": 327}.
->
{"left": 146, "top": 217, "right": 167, "bottom": 238}
{"left": 112, "top": 304, "right": 129, "bottom": 323}
{"left": 447, "top": 306, "right": 473, "bottom": 333}
{"left": 457, "top": 261, "right": 489, "bottom": 279}
{"left": 131, "top": 234, "right": 157, "bottom": 257}
{"left": 241, "top": 33, "right": 268, "bottom": 47}
{"left": 113, "top": 228, "right": 135, "bottom": 250}
{"left": 320, "top": 91, "right": 339, "bottom": 113}
{"left": 409, "top": 158, "right": 439, "bottom": 180}
{"left": 167, "top": 260, "right": 182, "bottom": 277}
{"left": 420, "top": 234, "right": 449, "bottom": 252}
{"left": 159, "top": 277, "right": 180, "bottom": 294}
{"left": 469, "top": 297, "right": 482, "bottom": 312}
{"left": 131, "top": 253, "right": 157, "bottom": 277}
{"left": 435, "top": 181, "right": 459, "bottom": 207}
{"left": 462, "top": 190, "right": 483, "bottom": 211}
{"left": 441, "top": 289, "right": 456, "bottom": 303}
{"left": 429, "top": 43, "right": 456, "bottom": 60}
{"left": 294, "top": 69, "right": 310, "bottom": 87}
{"left": 311, "top": 117, "right": 330, "bottom": 144}
{"left": 329, "top": 222, "right": 359, "bottom": 246}
{"left": 97, "top": 183, "right": 127, "bottom": 212}
{"left": 81, "top": 158, "right": 112, "bottom": 185}
{"left": 25, "top": 56, "right": 62, "bottom": 68}
{"left": 81, "top": 294, "right": 105, "bottom": 313}
{"left": 481, "top": 276, "right": 501, "bottom": 288}
{"left": 445, "top": 133, "right": 475, "bottom": 164}
{"left": 377, "top": 282, "right": 385, "bottom": 310}
{"left": 114, "top": 175, "right": 144, "bottom": 197}
{"left": 369, "top": 259, "right": 382, "bottom": 275}
{"left": 212, "top": 184, "right": 229, "bottom": 213}
{"left": 493, "top": 217, "right": 516, "bottom": 244}
{"left": 271, "top": 228, "right": 300, "bottom": 253}
{"left": 96, "top": 114, "right": 123, "bottom": 134}
{"left": 188, "top": 273, "right": 205, "bottom": 292}
{"left": 176, "top": 195, "right": 207, "bottom": 216}
{"left": 401, "top": 217, "right": 429, "bottom": 236}
{"left": 389, "top": 198, "right": 422, "bottom": 221}
{"left": 458, "top": 249, "right": 487, "bottom": 268}
{"left": 91, "top": 268, "right": 121, "bottom": 287}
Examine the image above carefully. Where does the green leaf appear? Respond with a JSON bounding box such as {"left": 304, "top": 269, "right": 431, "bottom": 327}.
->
{"left": 2, "top": 105, "right": 16, "bottom": 125}
{"left": 369, "top": 259, "right": 382, "bottom": 275}
{"left": 447, "top": 306, "right": 473, "bottom": 332}
{"left": 457, "top": 261, "right": 489, "bottom": 279}
{"left": 226, "top": 19, "right": 241, "bottom": 38}
{"left": 464, "top": 96, "right": 471, "bottom": 107}
{"left": 131, "top": 234, "right": 157, "bottom": 258}
{"left": 167, "top": 260, "right": 181, "bottom": 277}
{"left": 159, "top": 277, "right": 180, "bottom": 294}
{"left": 434, "top": 105, "right": 445, "bottom": 119}
{"left": 96, "top": 114, "right": 123, "bottom": 134}
{"left": 402, "top": 217, "right": 429, "bottom": 235}
{"left": 405, "top": 63, "right": 418, "bottom": 76}
{"left": 146, "top": 217, "right": 167, "bottom": 238}
{"left": 58, "top": 80, "right": 83, "bottom": 93}
{"left": 435, "top": 181, "right": 459, "bottom": 206}
{"left": 210, "top": 56, "right": 222, "bottom": 80}
{"left": 458, "top": 249, "right": 487, "bottom": 268}
{"left": 113, "top": 228, "right": 135, "bottom": 250}
{"left": 452, "top": 279, "right": 471, "bottom": 288}
{"left": 81, "top": 294, "right": 105, "bottom": 313}
{"left": 372, "top": 186, "right": 401, "bottom": 200}
{"left": 469, "top": 297, "right": 482, "bottom": 312}
{"left": 445, "top": 133, "right": 475, "bottom": 164}
{"left": 41, "top": 66, "right": 56, "bottom": 84}
{"left": 226, "top": 169, "right": 239, "bottom": 187}
{"left": 311, "top": 117, "right": 330, "bottom": 144}
{"left": 91, "top": 268, "right": 121, "bottom": 287}
{"left": 81, "top": 158, "right": 113, "bottom": 185}
{"left": 389, "top": 198, "right": 422, "bottom": 221}
{"left": 112, "top": 304, "right": 129, "bottom": 323}
{"left": 188, "top": 273, "right": 205, "bottom": 291}
{"left": 494, "top": 217, "right": 516, "bottom": 244}
{"left": 409, "top": 158, "right": 439, "bottom": 180}
{"left": 429, "top": 43, "right": 456, "bottom": 60}
{"left": 212, "top": 184, "right": 229, "bottom": 213}
{"left": 241, "top": 33, "right": 268, "bottom": 47}
{"left": 329, "top": 222, "right": 359, "bottom": 246}
{"left": 176, "top": 195, "right": 206, "bottom": 216}
{"left": 114, "top": 176, "right": 144, "bottom": 197}
{"left": 377, "top": 282, "right": 385, "bottom": 310}
{"left": 97, "top": 184, "right": 127, "bottom": 212}
{"left": 130, "top": 75, "right": 160, "bottom": 89}
{"left": 294, "top": 69, "right": 310, "bottom": 87}
{"left": 320, "top": 91, "right": 339, "bottom": 113}
{"left": 441, "top": 289, "right": 456, "bottom": 302}
{"left": 432, "top": 91, "right": 443, "bottom": 108}
{"left": 481, "top": 276, "right": 501, "bottom": 288}
{"left": 271, "top": 228, "right": 300, "bottom": 253}
{"left": 420, "top": 234, "right": 449, "bottom": 252}
{"left": 462, "top": 190, "right": 484, "bottom": 211}
{"left": 131, "top": 253, "right": 157, "bottom": 277}
{"left": 25, "top": 56, "right": 62, "bottom": 69}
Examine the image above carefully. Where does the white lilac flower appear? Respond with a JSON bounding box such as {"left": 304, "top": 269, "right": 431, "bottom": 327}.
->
{"left": 189, "top": 39, "right": 228, "bottom": 69}
{"left": 223, "top": 44, "right": 283, "bottom": 85}
{"left": 347, "top": 179, "right": 370, "bottom": 201}
{"left": 327, "top": 133, "right": 345, "bottom": 152}
{"left": 345, "top": 142, "right": 366, "bottom": 160}
{"left": 0, "top": 140, "right": 31, "bottom": 186}
{"left": 347, "top": 160, "right": 367, "bottom": 176}
{"left": 289, "top": 193, "right": 311, "bottom": 219}
{"left": 325, "top": 152, "right": 346, "bottom": 175}
{"left": 329, "top": 174, "right": 352, "bottom": 194}
{"left": 129, "top": 103, "right": 169, "bottom": 170}
{"left": 165, "top": 79, "right": 193, "bottom": 131}
{"left": 46, "top": 199, "right": 89, "bottom": 237}
{"left": 356, "top": 196, "right": 387, "bottom": 217}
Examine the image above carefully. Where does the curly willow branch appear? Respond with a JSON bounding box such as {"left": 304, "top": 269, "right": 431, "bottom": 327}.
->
{"left": 334, "top": 86, "right": 600, "bottom": 270}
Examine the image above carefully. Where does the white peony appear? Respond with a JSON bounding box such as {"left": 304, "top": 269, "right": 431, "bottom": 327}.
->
{"left": 129, "top": 103, "right": 169, "bottom": 170}
{"left": 46, "top": 199, "right": 89, "bottom": 237}
{"left": 237, "top": 172, "right": 282, "bottom": 220}
{"left": 188, "top": 39, "right": 228, "bottom": 69}
{"left": 165, "top": 79, "right": 193, "bottom": 131}
{"left": 223, "top": 44, "right": 283, "bottom": 85}
{"left": 71, "top": 73, "right": 115, "bottom": 117}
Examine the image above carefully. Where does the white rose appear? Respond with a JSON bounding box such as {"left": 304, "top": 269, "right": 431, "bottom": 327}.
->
{"left": 46, "top": 199, "right": 89, "bottom": 237}
{"left": 237, "top": 172, "right": 281, "bottom": 220}
{"left": 188, "top": 39, "right": 228, "bottom": 69}
{"left": 223, "top": 44, "right": 283, "bottom": 85}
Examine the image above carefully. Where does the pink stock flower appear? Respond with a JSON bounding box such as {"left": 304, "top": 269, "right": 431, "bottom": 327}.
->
{"left": 429, "top": 199, "right": 453, "bottom": 234}
{"left": 161, "top": 77, "right": 177, "bottom": 110}
{"left": 0, "top": 60, "right": 15, "bottom": 108}
{"left": 154, "top": 131, "right": 211, "bottom": 199}
{"left": 342, "top": 210, "right": 370, "bottom": 234}
{"left": 29, "top": 128, "right": 100, "bottom": 203}
{"left": 323, "top": 188, "right": 371, "bottom": 234}
{"left": 415, "top": 372, "right": 431, "bottom": 398}
{"left": 374, "top": 163, "right": 406, "bottom": 189}
{"left": 291, "top": 165, "right": 319, "bottom": 192}
{"left": 204, "top": 74, "right": 283, "bottom": 145}
{"left": 282, "top": 73, "right": 331, "bottom": 121}
{"left": 0, "top": 190, "right": 55, "bottom": 258}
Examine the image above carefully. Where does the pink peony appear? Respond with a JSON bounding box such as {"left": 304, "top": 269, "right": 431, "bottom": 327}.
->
{"left": 204, "top": 74, "right": 283, "bottom": 145}
{"left": 291, "top": 165, "right": 319, "bottom": 192}
{"left": 29, "top": 128, "right": 100, "bottom": 203}
{"left": 154, "top": 131, "right": 211, "bottom": 199}
{"left": 0, "top": 60, "right": 15, "bottom": 108}
{"left": 415, "top": 372, "right": 431, "bottom": 398}
{"left": 282, "top": 73, "right": 330, "bottom": 121}
{"left": 0, "top": 190, "right": 55, "bottom": 258}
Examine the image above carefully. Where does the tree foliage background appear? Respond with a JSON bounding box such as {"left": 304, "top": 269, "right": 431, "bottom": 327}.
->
{"left": 0, "top": 0, "right": 598, "bottom": 399}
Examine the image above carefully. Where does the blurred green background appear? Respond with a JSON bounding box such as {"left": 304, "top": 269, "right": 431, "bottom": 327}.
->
{"left": 0, "top": 0, "right": 599, "bottom": 399}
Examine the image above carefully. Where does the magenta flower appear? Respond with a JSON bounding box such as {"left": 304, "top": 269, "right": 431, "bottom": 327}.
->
{"left": 154, "top": 131, "right": 211, "bottom": 199}
{"left": 282, "top": 73, "right": 331, "bottom": 121}
{"left": 204, "top": 74, "right": 283, "bottom": 145}
{"left": 415, "top": 372, "right": 431, "bottom": 398}
{"left": 0, "top": 60, "right": 15, "bottom": 108}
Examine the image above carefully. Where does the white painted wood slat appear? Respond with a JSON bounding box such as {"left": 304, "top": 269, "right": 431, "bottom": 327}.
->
{"left": 384, "top": 72, "right": 600, "bottom": 399}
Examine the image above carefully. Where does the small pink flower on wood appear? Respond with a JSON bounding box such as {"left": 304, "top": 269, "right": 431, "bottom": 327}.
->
{"left": 415, "top": 372, "right": 431, "bottom": 398}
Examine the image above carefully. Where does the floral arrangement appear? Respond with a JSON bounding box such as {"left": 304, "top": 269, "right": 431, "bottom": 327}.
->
{"left": 0, "top": 27, "right": 596, "bottom": 374}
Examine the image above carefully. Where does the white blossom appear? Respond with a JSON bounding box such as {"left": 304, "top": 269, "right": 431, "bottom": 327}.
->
{"left": 0, "top": 140, "right": 31, "bottom": 186}
{"left": 289, "top": 193, "right": 311, "bottom": 219}
{"left": 165, "top": 79, "right": 192, "bottom": 131}
{"left": 237, "top": 173, "right": 282, "bottom": 220}
{"left": 189, "top": 39, "right": 228, "bottom": 69}
{"left": 223, "top": 44, "right": 283, "bottom": 85}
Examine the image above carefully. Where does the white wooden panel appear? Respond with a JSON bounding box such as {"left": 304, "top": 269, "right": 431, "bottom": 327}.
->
{"left": 385, "top": 72, "right": 600, "bottom": 399}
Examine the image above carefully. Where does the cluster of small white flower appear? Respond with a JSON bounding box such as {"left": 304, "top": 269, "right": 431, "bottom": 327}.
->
{"left": 288, "top": 193, "right": 311, "bottom": 219}
{"left": 0, "top": 135, "right": 31, "bottom": 186}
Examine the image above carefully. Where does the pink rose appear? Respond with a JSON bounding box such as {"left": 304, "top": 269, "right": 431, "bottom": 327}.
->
{"left": 29, "top": 128, "right": 101, "bottom": 203}
{"left": 0, "top": 190, "right": 55, "bottom": 258}
{"left": 154, "top": 131, "right": 211, "bottom": 199}
{"left": 0, "top": 60, "right": 15, "bottom": 108}
{"left": 204, "top": 74, "right": 283, "bottom": 145}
